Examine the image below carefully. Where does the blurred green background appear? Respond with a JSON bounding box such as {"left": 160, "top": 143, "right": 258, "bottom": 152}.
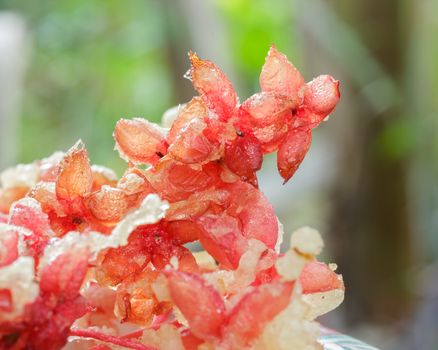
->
{"left": 0, "top": 0, "right": 437, "bottom": 349}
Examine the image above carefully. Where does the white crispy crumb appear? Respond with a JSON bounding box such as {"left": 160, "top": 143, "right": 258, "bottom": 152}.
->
{"left": 1, "top": 162, "right": 39, "bottom": 189}
{"left": 275, "top": 217, "right": 284, "bottom": 253}
{"left": 275, "top": 249, "right": 307, "bottom": 281}
{"left": 0, "top": 257, "right": 39, "bottom": 320}
{"left": 193, "top": 250, "right": 217, "bottom": 270}
{"left": 290, "top": 226, "right": 324, "bottom": 256}
{"left": 302, "top": 288, "right": 345, "bottom": 320}
{"left": 259, "top": 290, "right": 322, "bottom": 350}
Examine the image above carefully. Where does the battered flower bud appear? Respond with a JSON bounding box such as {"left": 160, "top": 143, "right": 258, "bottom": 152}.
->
{"left": 114, "top": 118, "right": 168, "bottom": 165}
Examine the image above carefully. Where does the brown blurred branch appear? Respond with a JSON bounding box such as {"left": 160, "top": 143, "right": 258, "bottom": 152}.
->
{"left": 299, "top": 0, "right": 414, "bottom": 324}
{"left": 328, "top": 0, "right": 414, "bottom": 323}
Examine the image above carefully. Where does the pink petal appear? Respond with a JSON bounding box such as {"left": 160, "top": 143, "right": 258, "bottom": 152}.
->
{"left": 167, "top": 97, "right": 207, "bottom": 145}
{"left": 223, "top": 281, "right": 293, "bottom": 347}
{"left": 187, "top": 52, "right": 237, "bottom": 121}
{"left": 56, "top": 142, "right": 93, "bottom": 201}
{"left": 166, "top": 270, "right": 226, "bottom": 341}
{"left": 114, "top": 118, "right": 168, "bottom": 165}
{"left": 301, "top": 74, "right": 340, "bottom": 127}
{"left": 168, "top": 117, "right": 216, "bottom": 164}
{"left": 0, "top": 228, "right": 18, "bottom": 267}
{"left": 224, "top": 132, "right": 263, "bottom": 181}
{"left": 260, "top": 45, "right": 305, "bottom": 100}
{"left": 300, "top": 261, "right": 344, "bottom": 294}
{"left": 196, "top": 212, "right": 247, "bottom": 269}
{"left": 226, "top": 181, "right": 278, "bottom": 249}
{"left": 277, "top": 127, "right": 312, "bottom": 183}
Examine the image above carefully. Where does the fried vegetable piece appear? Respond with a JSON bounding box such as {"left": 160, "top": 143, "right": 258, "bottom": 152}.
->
{"left": 166, "top": 270, "right": 226, "bottom": 341}
{"left": 277, "top": 127, "right": 312, "bottom": 183}
{"left": 114, "top": 118, "right": 168, "bottom": 165}
{"left": 187, "top": 52, "right": 237, "bottom": 121}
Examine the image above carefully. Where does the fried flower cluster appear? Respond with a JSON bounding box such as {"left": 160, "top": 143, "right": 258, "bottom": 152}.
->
{"left": 0, "top": 46, "right": 342, "bottom": 350}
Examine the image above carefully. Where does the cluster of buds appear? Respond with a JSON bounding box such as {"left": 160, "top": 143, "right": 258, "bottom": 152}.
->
{"left": 0, "top": 46, "right": 342, "bottom": 350}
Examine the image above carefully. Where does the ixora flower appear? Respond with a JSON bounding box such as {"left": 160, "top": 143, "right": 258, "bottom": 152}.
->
{"left": 0, "top": 46, "right": 349, "bottom": 350}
